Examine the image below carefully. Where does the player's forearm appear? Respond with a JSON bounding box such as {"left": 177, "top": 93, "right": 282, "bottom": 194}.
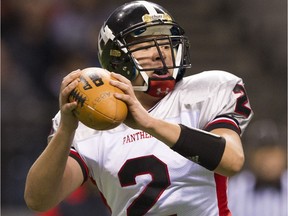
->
{"left": 146, "top": 120, "right": 244, "bottom": 177}
{"left": 24, "top": 128, "right": 75, "bottom": 212}
{"left": 143, "top": 117, "right": 181, "bottom": 147}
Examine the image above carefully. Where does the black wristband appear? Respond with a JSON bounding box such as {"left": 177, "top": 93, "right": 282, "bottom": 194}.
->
{"left": 171, "top": 124, "right": 226, "bottom": 171}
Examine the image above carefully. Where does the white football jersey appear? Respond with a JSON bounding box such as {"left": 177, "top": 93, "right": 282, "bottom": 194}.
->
{"left": 50, "top": 70, "right": 253, "bottom": 216}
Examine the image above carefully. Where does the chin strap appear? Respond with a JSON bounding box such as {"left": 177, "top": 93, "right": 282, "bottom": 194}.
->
{"left": 145, "top": 77, "right": 176, "bottom": 98}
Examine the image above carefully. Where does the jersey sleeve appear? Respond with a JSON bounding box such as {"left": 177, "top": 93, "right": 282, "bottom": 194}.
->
{"left": 203, "top": 71, "right": 253, "bottom": 135}
{"left": 70, "top": 147, "right": 89, "bottom": 183}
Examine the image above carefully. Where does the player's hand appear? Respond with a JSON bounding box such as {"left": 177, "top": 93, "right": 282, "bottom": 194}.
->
{"left": 110, "top": 72, "right": 152, "bottom": 130}
{"left": 58, "top": 69, "right": 82, "bottom": 132}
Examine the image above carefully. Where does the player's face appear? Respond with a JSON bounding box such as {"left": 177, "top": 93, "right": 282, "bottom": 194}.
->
{"left": 128, "top": 36, "right": 174, "bottom": 85}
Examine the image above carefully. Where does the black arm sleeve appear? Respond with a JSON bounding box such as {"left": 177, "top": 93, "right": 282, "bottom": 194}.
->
{"left": 171, "top": 124, "right": 226, "bottom": 171}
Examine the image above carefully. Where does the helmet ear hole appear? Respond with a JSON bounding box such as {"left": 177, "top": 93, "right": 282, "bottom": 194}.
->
{"left": 107, "top": 43, "right": 138, "bottom": 80}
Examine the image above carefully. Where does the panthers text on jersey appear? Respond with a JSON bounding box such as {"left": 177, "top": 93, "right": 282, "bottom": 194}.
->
{"left": 50, "top": 70, "right": 253, "bottom": 216}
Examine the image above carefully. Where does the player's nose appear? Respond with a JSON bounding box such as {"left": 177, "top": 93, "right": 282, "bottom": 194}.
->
{"left": 151, "top": 45, "right": 167, "bottom": 62}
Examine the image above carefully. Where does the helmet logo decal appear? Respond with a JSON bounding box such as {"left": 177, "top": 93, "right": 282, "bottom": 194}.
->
{"left": 142, "top": 13, "right": 172, "bottom": 23}
{"left": 110, "top": 49, "right": 121, "bottom": 57}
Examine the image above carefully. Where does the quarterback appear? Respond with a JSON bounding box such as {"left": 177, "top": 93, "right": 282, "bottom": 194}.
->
{"left": 25, "top": 1, "right": 253, "bottom": 216}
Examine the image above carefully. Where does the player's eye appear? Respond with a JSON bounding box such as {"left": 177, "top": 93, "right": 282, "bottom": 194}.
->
{"left": 161, "top": 45, "right": 171, "bottom": 50}
{"left": 129, "top": 42, "right": 153, "bottom": 52}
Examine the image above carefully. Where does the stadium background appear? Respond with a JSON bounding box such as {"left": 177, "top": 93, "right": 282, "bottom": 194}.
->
{"left": 1, "top": 0, "right": 287, "bottom": 215}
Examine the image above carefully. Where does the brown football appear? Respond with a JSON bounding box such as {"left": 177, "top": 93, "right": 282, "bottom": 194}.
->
{"left": 69, "top": 67, "right": 128, "bottom": 130}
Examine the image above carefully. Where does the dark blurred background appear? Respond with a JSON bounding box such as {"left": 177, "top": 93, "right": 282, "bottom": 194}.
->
{"left": 1, "top": 0, "right": 287, "bottom": 215}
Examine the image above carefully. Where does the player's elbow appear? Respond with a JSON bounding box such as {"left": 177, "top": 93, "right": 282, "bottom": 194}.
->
{"left": 25, "top": 199, "right": 55, "bottom": 213}
{"left": 217, "top": 133, "right": 245, "bottom": 176}
{"left": 216, "top": 151, "right": 245, "bottom": 177}
{"left": 228, "top": 152, "right": 245, "bottom": 176}
{"left": 25, "top": 196, "right": 44, "bottom": 212}
{"left": 24, "top": 189, "right": 55, "bottom": 212}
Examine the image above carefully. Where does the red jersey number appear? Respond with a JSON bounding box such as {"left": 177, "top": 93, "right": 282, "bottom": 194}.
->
{"left": 233, "top": 84, "right": 251, "bottom": 118}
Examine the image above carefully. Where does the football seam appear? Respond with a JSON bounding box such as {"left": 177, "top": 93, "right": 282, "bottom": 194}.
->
{"left": 87, "top": 104, "right": 122, "bottom": 123}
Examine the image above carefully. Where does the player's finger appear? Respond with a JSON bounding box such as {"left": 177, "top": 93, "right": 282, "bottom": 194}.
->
{"left": 61, "top": 69, "right": 81, "bottom": 90}
{"left": 62, "top": 101, "right": 78, "bottom": 112}
{"left": 110, "top": 72, "right": 131, "bottom": 85}
{"left": 110, "top": 79, "right": 131, "bottom": 94}
{"left": 62, "top": 79, "right": 79, "bottom": 98}
{"left": 114, "top": 92, "right": 131, "bottom": 103}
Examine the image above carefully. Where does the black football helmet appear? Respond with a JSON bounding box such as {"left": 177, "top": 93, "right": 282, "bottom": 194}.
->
{"left": 98, "top": 1, "right": 191, "bottom": 96}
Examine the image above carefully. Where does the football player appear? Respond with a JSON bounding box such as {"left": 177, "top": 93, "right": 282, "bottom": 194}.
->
{"left": 25, "top": 1, "right": 253, "bottom": 215}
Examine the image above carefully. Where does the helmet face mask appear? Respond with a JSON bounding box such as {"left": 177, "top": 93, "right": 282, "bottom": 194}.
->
{"left": 98, "top": 1, "right": 191, "bottom": 96}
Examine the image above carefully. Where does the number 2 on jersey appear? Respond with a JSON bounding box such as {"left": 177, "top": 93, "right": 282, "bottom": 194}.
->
{"left": 118, "top": 155, "right": 171, "bottom": 216}
{"left": 233, "top": 84, "right": 251, "bottom": 117}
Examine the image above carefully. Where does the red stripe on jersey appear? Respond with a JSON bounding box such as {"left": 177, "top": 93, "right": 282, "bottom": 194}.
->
{"left": 214, "top": 174, "right": 231, "bottom": 216}
{"left": 37, "top": 207, "right": 61, "bottom": 216}
{"left": 70, "top": 149, "right": 89, "bottom": 183}
{"left": 99, "top": 191, "right": 112, "bottom": 214}
{"left": 205, "top": 116, "right": 241, "bottom": 134}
